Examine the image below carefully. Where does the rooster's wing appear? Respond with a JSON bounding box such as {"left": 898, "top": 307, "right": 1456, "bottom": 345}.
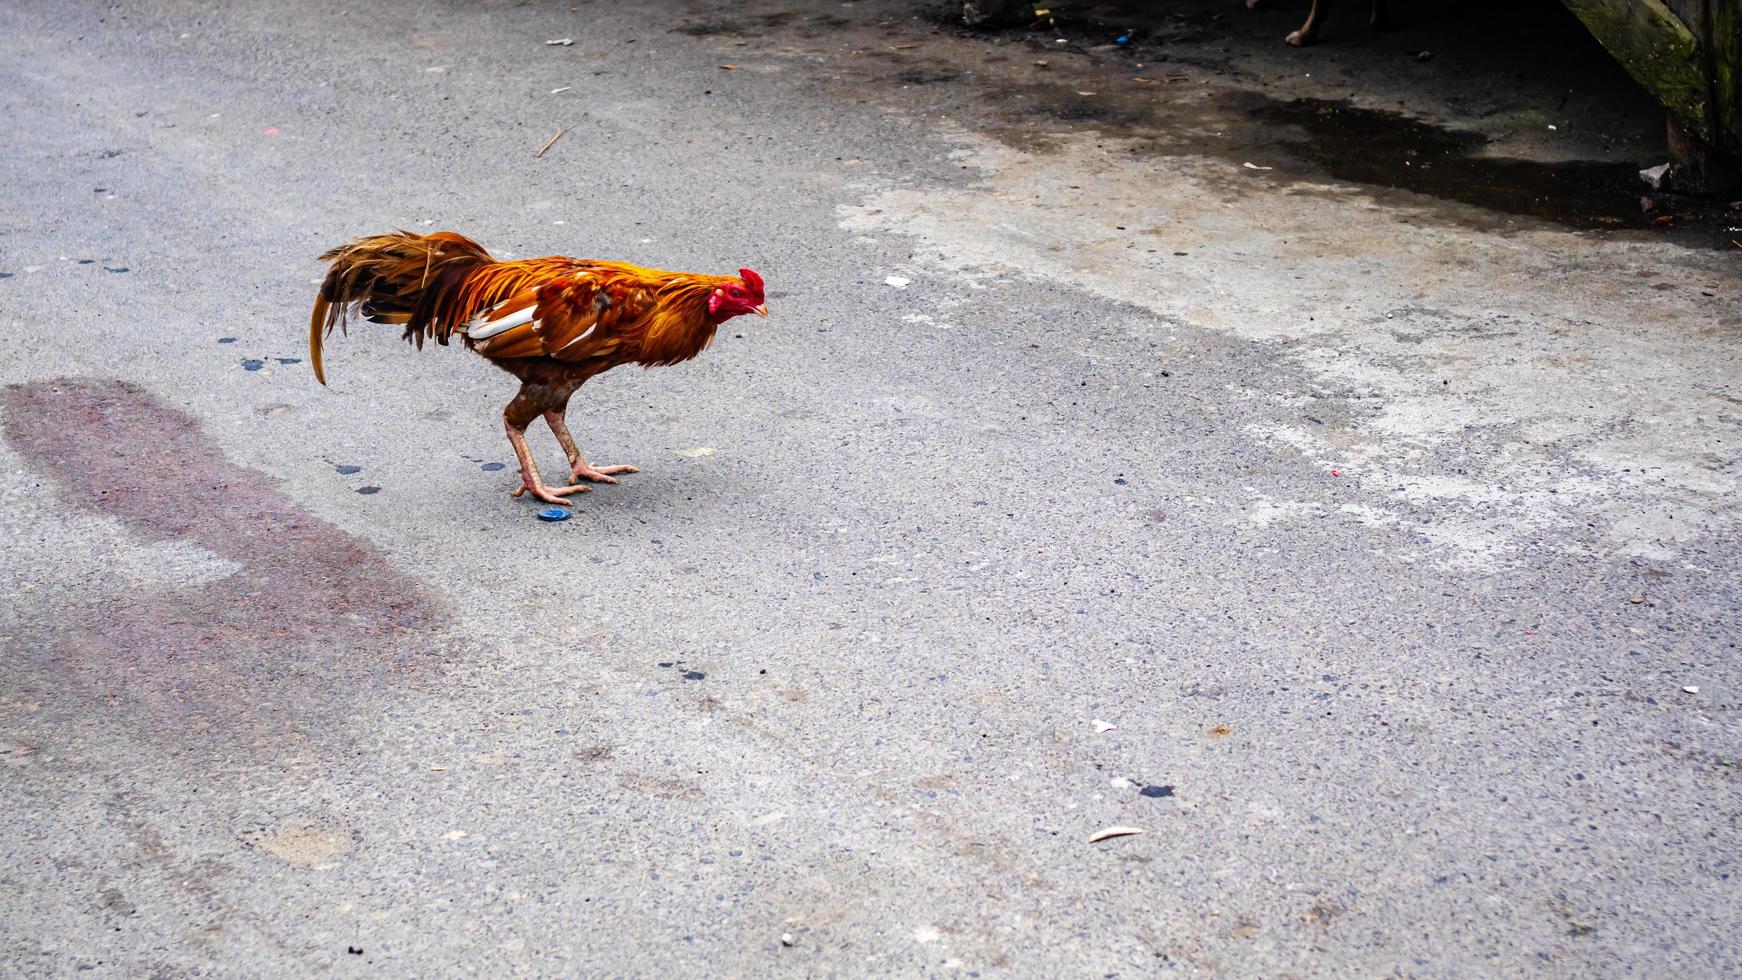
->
{"left": 465, "top": 267, "right": 657, "bottom": 362}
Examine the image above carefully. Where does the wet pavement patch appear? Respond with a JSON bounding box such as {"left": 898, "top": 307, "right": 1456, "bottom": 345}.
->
{"left": 1246, "top": 98, "right": 1657, "bottom": 233}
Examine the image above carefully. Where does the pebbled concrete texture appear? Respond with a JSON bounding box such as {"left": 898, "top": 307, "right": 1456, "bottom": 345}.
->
{"left": 0, "top": 0, "right": 1737, "bottom": 976}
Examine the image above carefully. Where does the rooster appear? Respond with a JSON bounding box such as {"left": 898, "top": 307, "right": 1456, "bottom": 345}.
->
{"left": 309, "top": 231, "right": 767, "bottom": 506}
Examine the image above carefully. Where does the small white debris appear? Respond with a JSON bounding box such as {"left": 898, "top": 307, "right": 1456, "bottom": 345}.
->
{"left": 884, "top": 275, "right": 911, "bottom": 289}
{"left": 1092, "top": 719, "right": 1117, "bottom": 733}
{"left": 1242, "top": 162, "right": 1273, "bottom": 171}
{"left": 442, "top": 830, "right": 467, "bottom": 841}
{"left": 779, "top": 932, "right": 795, "bottom": 947}
{"left": 546, "top": 38, "right": 574, "bottom": 45}
{"left": 913, "top": 925, "right": 942, "bottom": 943}
{"left": 550, "top": 86, "right": 571, "bottom": 94}
{"left": 1547, "top": 124, "right": 1557, "bottom": 131}
{"left": 1108, "top": 777, "right": 1136, "bottom": 790}
{"left": 673, "top": 447, "right": 716, "bottom": 458}
{"left": 1683, "top": 685, "right": 1699, "bottom": 694}
{"left": 1088, "top": 826, "right": 1145, "bottom": 844}
{"left": 751, "top": 811, "right": 786, "bottom": 827}
{"left": 1639, "top": 162, "right": 1672, "bottom": 189}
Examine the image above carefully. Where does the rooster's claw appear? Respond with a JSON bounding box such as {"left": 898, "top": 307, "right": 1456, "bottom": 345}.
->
{"left": 570, "top": 463, "right": 639, "bottom": 484}
{"left": 512, "top": 480, "right": 591, "bottom": 505}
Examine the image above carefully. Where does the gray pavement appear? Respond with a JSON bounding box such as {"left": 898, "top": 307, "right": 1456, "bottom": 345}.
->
{"left": 1, "top": 0, "right": 1738, "bottom": 975}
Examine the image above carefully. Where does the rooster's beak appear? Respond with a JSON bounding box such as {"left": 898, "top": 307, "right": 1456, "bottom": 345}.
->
{"left": 753, "top": 305, "right": 769, "bottom": 318}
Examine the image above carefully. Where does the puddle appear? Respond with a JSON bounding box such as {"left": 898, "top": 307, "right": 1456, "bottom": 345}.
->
{"left": 1246, "top": 98, "right": 1727, "bottom": 239}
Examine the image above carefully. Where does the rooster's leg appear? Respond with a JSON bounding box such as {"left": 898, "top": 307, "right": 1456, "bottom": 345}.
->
{"left": 503, "top": 396, "right": 590, "bottom": 506}
{"left": 544, "top": 408, "right": 639, "bottom": 485}
{"left": 1286, "top": 0, "right": 1327, "bottom": 45}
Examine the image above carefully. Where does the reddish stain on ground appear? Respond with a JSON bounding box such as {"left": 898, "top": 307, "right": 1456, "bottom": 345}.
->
{"left": 1, "top": 378, "right": 443, "bottom": 747}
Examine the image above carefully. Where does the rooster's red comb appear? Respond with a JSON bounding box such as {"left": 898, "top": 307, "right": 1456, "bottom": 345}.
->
{"left": 738, "top": 268, "right": 764, "bottom": 299}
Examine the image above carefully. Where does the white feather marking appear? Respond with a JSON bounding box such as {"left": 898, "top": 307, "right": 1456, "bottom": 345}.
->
{"left": 466, "top": 305, "right": 536, "bottom": 340}
{"left": 555, "top": 323, "right": 596, "bottom": 353}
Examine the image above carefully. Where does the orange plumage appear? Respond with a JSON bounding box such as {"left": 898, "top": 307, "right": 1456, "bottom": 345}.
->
{"left": 309, "top": 230, "right": 768, "bottom": 505}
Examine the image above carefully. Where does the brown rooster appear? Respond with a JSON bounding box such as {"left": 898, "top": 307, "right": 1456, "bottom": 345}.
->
{"left": 309, "top": 230, "right": 767, "bottom": 506}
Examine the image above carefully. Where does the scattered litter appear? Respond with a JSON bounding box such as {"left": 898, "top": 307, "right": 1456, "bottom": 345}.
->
{"left": 682, "top": 670, "right": 706, "bottom": 681}
{"left": 481, "top": 461, "right": 506, "bottom": 471}
{"left": 1115, "top": 34, "right": 1129, "bottom": 44}
{"left": 550, "top": 86, "right": 571, "bottom": 94}
{"left": 673, "top": 447, "right": 716, "bottom": 458}
{"left": 1547, "top": 124, "right": 1558, "bottom": 131}
{"left": 1139, "top": 784, "right": 1175, "bottom": 798}
{"left": 535, "top": 127, "right": 570, "bottom": 158}
{"left": 1242, "top": 162, "right": 1273, "bottom": 171}
{"left": 1414, "top": 50, "right": 1433, "bottom": 62}
{"left": 1629, "top": 595, "right": 1645, "bottom": 604}
{"left": 1108, "top": 776, "right": 1136, "bottom": 789}
{"left": 1076, "top": 90, "right": 1097, "bottom": 96}
{"left": 260, "top": 127, "right": 279, "bottom": 136}
{"left": 1033, "top": 59, "right": 1049, "bottom": 67}
{"left": 1034, "top": 6, "right": 1051, "bottom": 14}
{"left": 1330, "top": 468, "right": 1342, "bottom": 477}
{"left": 1683, "top": 685, "right": 1699, "bottom": 694}
{"left": 1092, "top": 719, "right": 1117, "bottom": 733}
{"left": 720, "top": 64, "right": 738, "bottom": 70}
{"left": 884, "top": 275, "right": 911, "bottom": 289}
{"left": 1639, "top": 163, "right": 1672, "bottom": 190}
{"left": 537, "top": 507, "right": 570, "bottom": 521}
{"left": 442, "top": 830, "right": 467, "bottom": 841}
{"left": 780, "top": 933, "right": 795, "bottom": 947}
{"left": 274, "top": 357, "right": 300, "bottom": 364}
{"left": 217, "top": 337, "right": 236, "bottom": 344}
{"left": 335, "top": 464, "right": 362, "bottom": 475}
{"left": 356, "top": 486, "right": 381, "bottom": 495}
{"left": 241, "top": 359, "right": 264, "bottom": 371}
{"left": 1088, "top": 826, "right": 1145, "bottom": 844}
{"left": 545, "top": 37, "right": 574, "bottom": 45}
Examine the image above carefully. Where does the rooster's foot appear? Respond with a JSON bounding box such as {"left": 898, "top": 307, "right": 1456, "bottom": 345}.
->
{"left": 570, "top": 463, "right": 639, "bottom": 484}
{"left": 512, "top": 479, "right": 591, "bottom": 506}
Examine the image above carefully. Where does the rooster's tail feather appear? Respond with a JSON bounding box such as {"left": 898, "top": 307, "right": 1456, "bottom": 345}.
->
{"left": 308, "top": 230, "right": 496, "bottom": 382}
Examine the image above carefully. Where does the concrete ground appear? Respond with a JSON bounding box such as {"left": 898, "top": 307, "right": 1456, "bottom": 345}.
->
{"left": 1, "top": 0, "right": 1737, "bottom": 975}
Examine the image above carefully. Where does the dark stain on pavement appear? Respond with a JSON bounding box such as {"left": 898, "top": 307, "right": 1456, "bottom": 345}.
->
{"left": 1, "top": 378, "right": 444, "bottom": 750}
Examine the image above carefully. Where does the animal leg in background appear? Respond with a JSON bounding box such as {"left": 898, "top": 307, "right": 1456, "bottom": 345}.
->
{"left": 543, "top": 407, "right": 640, "bottom": 485}
{"left": 504, "top": 386, "right": 591, "bottom": 506}
{"left": 1248, "top": 0, "right": 1387, "bottom": 46}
